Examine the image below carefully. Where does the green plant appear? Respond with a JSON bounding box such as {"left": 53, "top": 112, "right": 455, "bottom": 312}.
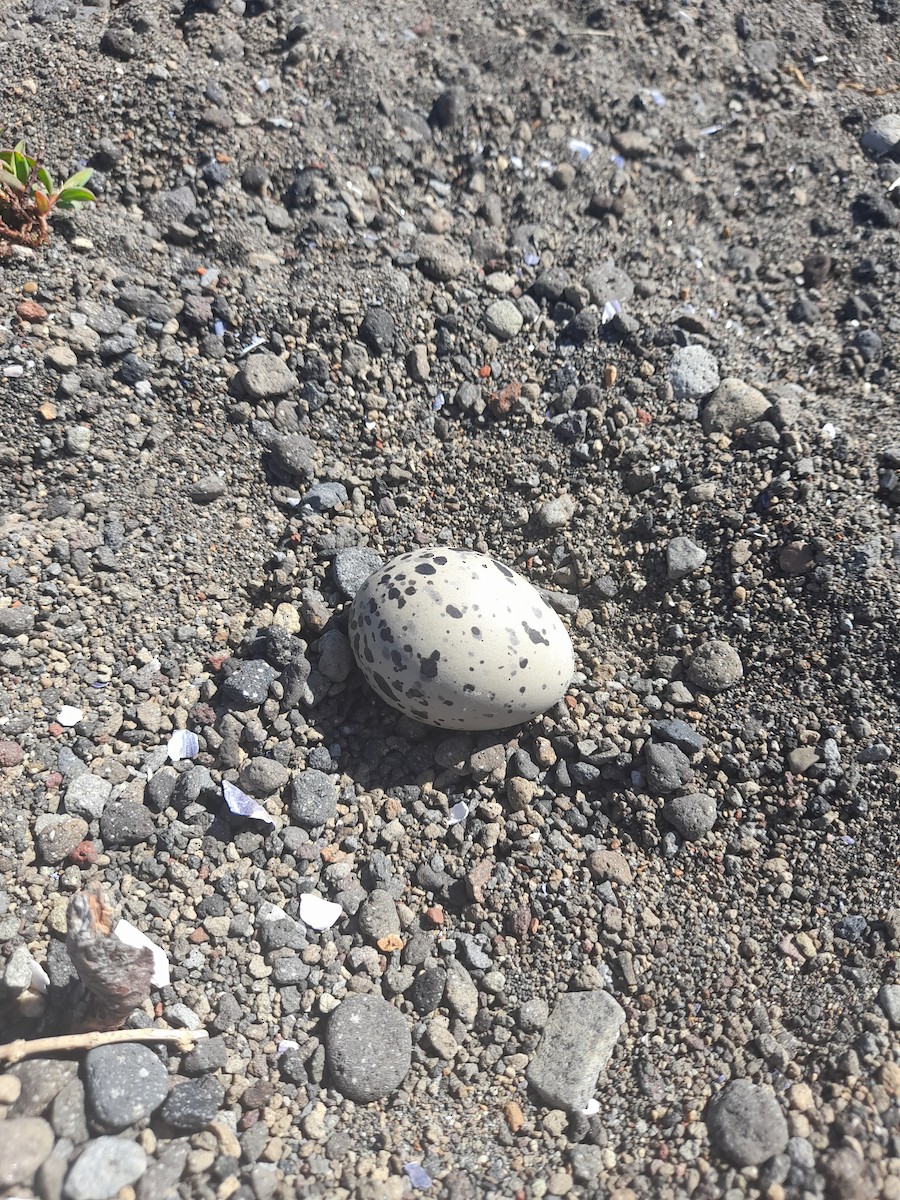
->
{"left": 0, "top": 140, "right": 96, "bottom": 253}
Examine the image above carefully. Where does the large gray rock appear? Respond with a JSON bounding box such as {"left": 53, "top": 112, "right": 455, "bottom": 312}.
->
{"left": 686, "top": 640, "right": 744, "bottom": 693}
{"left": 325, "top": 994, "right": 412, "bottom": 1102}
{"left": 669, "top": 345, "right": 720, "bottom": 400}
{"left": 84, "top": 1044, "right": 169, "bottom": 1131}
{"left": 706, "top": 1080, "right": 788, "bottom": 1166}
{"left": 662, "top": 793, "right": 717, "bottom": 840}
{"left": 526, "top": 990, "right": 625, "bottom": 1112}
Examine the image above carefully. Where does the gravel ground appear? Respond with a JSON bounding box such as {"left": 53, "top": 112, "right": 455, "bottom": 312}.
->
{"left": 1, "top": 0, "right": 900, "bottom": 1198}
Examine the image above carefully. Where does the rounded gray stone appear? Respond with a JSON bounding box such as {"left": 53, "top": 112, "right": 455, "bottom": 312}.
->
{"left": 63, "top": 1137, "right": 148, "bottom": 1200}
{"left": 702, "top": 377, "right": 771, "bottom": 434}
{"left": 484, "top": 299, "right": 523, "bottom": 341}
{"left": 0, "top": 1117, "right": 54, "bottom": 1186}
{"left": 317, "top": 629, "right": 354, "bottom": 683}
{"left": 669, "top": 345, "right": 720, "bottom": 400}
{"left": 325, "top": 993, "right": 412, "bottom": 1102}
{"left": 646, "top": 743, "right": 692, "bottom": 795}
{"left": 706, "top": 1080, "right": 788, "bottom": 1166}
{"left": 686, "top": 640, "right": 744, "bottom": 693}
{"left": 64, "top": 773, "right": 113, "bottom": 820}
{"left": 84, "top": 1044, "right": 169, "bottom": 1130}
{"left": 661, "top": 793, "right": 717, "bottom": 840}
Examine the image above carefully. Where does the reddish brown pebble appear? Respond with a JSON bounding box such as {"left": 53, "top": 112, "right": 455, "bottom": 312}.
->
{"left": 69, "top": 840, "right": 98, "bottom": 866}
{"left": 425, "top": 906, "right": 445, "bottom": 927}
{"left": 45, "top": 771, "right": 63, "bottom": 789}
{"left": 16, "top": 299, "right": 48, "bottom": 323}
{"left": 22, "top": 280, "right": 38, "bottom": 295}
{"left": 48, "top": 722, "right": 64, "bottom": 737}
{"left": 189, "top": 927, "right": 209, "bottom": 944}
{"left": 376, "top": 934, "right": 403, "bottom": 953}
{"left": 505, "top": 1101, "right": 524, "bottom": 1133}
{"left": 0, "top": 740, "right": 24, "bottom": 767}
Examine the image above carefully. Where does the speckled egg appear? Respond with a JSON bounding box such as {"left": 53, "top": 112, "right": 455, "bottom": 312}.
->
{"left": 348, "top": 548, "right": 575, "bottom": 730}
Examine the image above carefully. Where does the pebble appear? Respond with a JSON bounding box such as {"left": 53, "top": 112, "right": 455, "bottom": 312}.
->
{"left": 536, "top": 494, "right": 577, "bottom": 531}
{"left": 358, "top": 890, "right": 401, "bottom": 941}
{"left": 289, "top": 769, "right": 338, "bottom": 828}
{"left": 45, "top": 344, "right": 78, "bottom": 372}
{"left": 649, "top": 718, "right": 707, "bottom": 757}
{"left": 221, "top": 660, "right": 276, "bottom": 709}
{"left": 63, "top": 1137, "right": 148, "bottom": 1200}
{"left": 358, "top": 307, "right": 395, "bottom": 356}
{"left": 587, "top": 849, "right": 633, "bottom": 886}
{"left": 526, "top": 990, "right": 625, "bottom": 1112}
{"left": 63, "top": 774, "right": 113, "bottom": 820}
{"left": 188, "top": 474, "right": 227, "bottom": 503}
{"left": 325, "top": 993, "right": 412, "bottom": 1102}
{"left": 0, "top": 740, "right": 24, "bottom": 766}
{"left": 669, "top": 345, "right": 720, "bottom": 399}
{"left": 238, "top": 756, "right": 290, "bottom": 797}
{"left": 645, "top": 743, "right": 692, "bottom": 794}
{"left": 332, "top": 547, "right": 383, "bottom": 598}
{"left": 705, "top": 1079, "right": 789, "bottom": 1166}
{"left": 159, "top": 1079, "right": 224, "bottom": 1132}
{"left": 878, "top": 983, "right": 900, "bottom": 1028}
{"left": 299, "top": 481, "right": 348, "bottom": 512}
{"left": 271, "top": 433, "right": 316, "bottom": 481}
{"left": 661, "top": 793, "right": 717, "bottom": 840}
{"left": 0, "top": 606, "right": 35, "bottom": 636}
{"left": 686, "top": 640, "right": 744, "bottom": 693}
{"left": 444, "top": 960, "right": 479, "bottom": 1023}
{"left": 99, "top": 802, "right": 154, "bottom": 846}
{"left": 34, "top": 813, "right": 90, "bottom": 863}
{"left": 484, "top": 299, "right": 524, "bottom": 341}
{"left": 416, "top": 236, "right": 464, "bottom": 283}
{"left": 666, "top": 536, "right": 707, "bottom": 580}
{"left": 9, "top": 1059, "right": 78, "bottom": 1116}
{"left": 317, "top": 629, "right": 354, "bottom": 681}
{"left": 239, "top": 353, "right": 297, "bottom": 399}
{"left": 860, "top": 113, "right": 900, "bottom": 158}
{"left": 0, "top": 1117, "right": 54, "bottom": 1186}
{"left": 83, "top": 1045, "right": 169, "bottom": 1131}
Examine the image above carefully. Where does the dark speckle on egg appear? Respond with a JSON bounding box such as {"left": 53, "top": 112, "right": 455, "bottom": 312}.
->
{"left": 348, "top": 547, "right": 574, "bottom": 730}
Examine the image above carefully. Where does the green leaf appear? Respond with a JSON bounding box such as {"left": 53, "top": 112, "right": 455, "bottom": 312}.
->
{"left": 56, "top": 186, "right": 97, "bottom": 205}
{"left": 0, "top": 165, "right": 25, "bottom": 192}
{"left": 61, "top": 167, "right": 94, "bottom": 191}
{"left": 37, "top": 166, "right": 54, "bottom": 193}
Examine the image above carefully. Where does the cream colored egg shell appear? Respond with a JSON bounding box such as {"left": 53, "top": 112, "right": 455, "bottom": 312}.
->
{"left": 348, "top": 548, "right": 575, "bottom": 730}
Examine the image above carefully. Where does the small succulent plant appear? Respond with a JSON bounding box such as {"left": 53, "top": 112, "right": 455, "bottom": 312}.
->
{"left": 0, "top": 140, "right": 96, "bottom": 253}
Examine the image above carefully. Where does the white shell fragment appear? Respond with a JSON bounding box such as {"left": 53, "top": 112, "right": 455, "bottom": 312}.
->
{"left": 223, "top": 780, "right": 275, "bottom": 826}
{"left": 349, "top": 548, "right": 575, "bottom": 730}
{"left": 114, "top": 919, "right": 171, "bottom": 988}
{"left": 448, "top": 801, "right": 469, "bottom": 826}
{"left": 166, "top": 729, "right": 199, "bottom": 762}
{"left": 57, "top": 706, "right": 83, "bottom": 727}
{"left": 299, "top": 894, "right": 343, "bottom": 931}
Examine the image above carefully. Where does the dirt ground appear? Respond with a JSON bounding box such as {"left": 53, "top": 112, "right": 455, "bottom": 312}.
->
{"left": 1, "top": 0, "right": 899, "bottom": 1198}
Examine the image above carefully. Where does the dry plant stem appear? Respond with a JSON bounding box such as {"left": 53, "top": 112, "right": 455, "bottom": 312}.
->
{"left": 0, "top": 1027, "right": 208, "bottom": 1065}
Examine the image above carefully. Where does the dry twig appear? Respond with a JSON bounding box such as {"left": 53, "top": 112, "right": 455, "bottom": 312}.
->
{"left": 0, "top": 1026, "right": 208, "bottom": 1065}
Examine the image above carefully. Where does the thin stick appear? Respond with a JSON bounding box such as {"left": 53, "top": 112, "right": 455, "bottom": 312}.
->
{"left": 0, "top": 1027, "right": 208, "bottom": 1065}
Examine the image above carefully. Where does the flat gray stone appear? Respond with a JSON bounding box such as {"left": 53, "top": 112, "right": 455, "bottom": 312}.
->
{"left": 706, "top": 1080, "right": 788, "bottom": 1166}
{"left": 332, "top": 548, "right": 384, "bottom": 598}
{"left": 484, "top": 299, "right": 523, "bottom": 341}
{"left": 64, "top": 1137, "right": 148, "bottom": 1200}
{"left": 666, "top": 536, "right": 707, "bottom": 580}
{"left": 0, "top": 1117, "right": 54, "bottom": 1186}
{"left": 84, "top": 1044, "right": 169, "bottom": 1130}
{"left": 646, "top": 742, "right": 692, "bottom": 795}
{"left": 289, "top": 768, "right": 338, "bottom": 828}
{"left": 325, "top": 994, "right": 412, "bottom": 1102}
{"left": 526, "top": 990, "right": 625, "bottom": 1112}
{"left": 0, "top": 605, "right": 35, "bottom": 636}
{"left": 860, "top": 113, "right": 900, "bottom": 158}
